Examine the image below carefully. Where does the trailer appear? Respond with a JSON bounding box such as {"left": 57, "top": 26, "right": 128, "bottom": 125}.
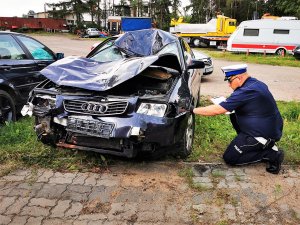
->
{"left": 107, "top": 16, "right": 152, "bottom": 35}
{"left": 227, "top": 19, "right": 300, "bottom": 55}
{"left": 170, "top": 15, "right": 236, "bottom": 48}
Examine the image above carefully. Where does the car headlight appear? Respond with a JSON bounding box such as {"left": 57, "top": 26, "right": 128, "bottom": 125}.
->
{"left": 137, "top": 103, "right": 167, "bottom": 117}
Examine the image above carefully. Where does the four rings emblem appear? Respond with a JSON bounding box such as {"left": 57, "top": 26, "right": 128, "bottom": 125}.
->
{"left": 81, "top": 103, "right": 108, "bottom": 114}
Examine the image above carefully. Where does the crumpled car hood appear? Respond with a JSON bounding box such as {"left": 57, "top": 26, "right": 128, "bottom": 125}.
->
{"left": 40, "top": 54, "right": 181, "bottom": 91}
{"left": 115, "top": 29, "right": 177, "bottom": 56}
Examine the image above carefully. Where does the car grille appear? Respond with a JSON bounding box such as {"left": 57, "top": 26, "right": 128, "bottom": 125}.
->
{"left": 64, "top": 100, "right": 128, "bottom": 116}
{"left": 67, "top": 117, "right": 114, "bottom": 138}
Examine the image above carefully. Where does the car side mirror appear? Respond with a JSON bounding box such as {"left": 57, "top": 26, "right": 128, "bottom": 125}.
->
{"left": 56, "top": 53, "right": 64, "bottom": 60}
{"left": 187, "top": 59, "right": 205, "bottom": 70}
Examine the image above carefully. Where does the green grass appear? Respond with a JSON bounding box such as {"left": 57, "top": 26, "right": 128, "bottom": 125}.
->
{"left": 197, "top": 48, "right": 300, "bottom": 67}
{"left": 0, "top": 99, "right": 299, "bottom": 172}
{"left": 0, "top": 117, "right": 108, "bottom": 173}
{"left": 189, "top": 97, "right": 300, "bottom": 164}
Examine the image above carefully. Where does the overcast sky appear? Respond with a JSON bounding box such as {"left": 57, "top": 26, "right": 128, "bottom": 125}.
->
{"left": 0, "top": 0, "right": 189, "bottom": 17}
{"left": 0, "top": 0, "right": 62, "bottom": 17}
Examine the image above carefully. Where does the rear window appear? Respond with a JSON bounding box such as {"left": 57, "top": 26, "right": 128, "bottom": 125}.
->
{"left": 243, "top": 29, "right": 259, "bottom": 36}
{"left": 273, "top": 29, "right": 289, "bottom": 34}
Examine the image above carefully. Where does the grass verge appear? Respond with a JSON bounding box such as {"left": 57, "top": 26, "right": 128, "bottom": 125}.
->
{"left": 0, "top": 98, "right": 299, "bottom": 172}
{"left": 197, "top": 48, "right": 300, "bottom": 68}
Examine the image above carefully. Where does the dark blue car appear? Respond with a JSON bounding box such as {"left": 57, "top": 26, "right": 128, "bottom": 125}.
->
{"left": 0, "top": 31, "right": 63, "bottom": 124}
{"left": 23, "top": 29, "right": 204, "bottom": 158}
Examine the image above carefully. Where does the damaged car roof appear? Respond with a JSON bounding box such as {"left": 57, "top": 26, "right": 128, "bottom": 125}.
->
{"left": 40, "top": 29, "right": 181, "bottom": 91}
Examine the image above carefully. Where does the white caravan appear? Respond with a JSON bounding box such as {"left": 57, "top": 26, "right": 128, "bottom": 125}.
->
{"left": 227, "top": 19, "right": 300, "bottom": 55}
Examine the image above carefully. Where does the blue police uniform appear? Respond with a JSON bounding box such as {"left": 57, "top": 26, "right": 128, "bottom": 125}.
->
{"left": 219, "top": 73, "right": 283, "bottom": 166}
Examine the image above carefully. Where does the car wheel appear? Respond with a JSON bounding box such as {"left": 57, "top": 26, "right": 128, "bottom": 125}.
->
{"left": 275, "top": 48, "right": 286, "bottom": 56}
{"left": 178, "top": 113, "right": 195, "bottom": 158}
{"left": 192, "top": 38, "right": 201, "bottom": 47}
{"left": 0, "top": 90, "right": 16, "bottom": 124}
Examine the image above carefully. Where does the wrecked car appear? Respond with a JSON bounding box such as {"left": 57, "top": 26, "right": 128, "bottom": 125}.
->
{"left": 22, "top": 29, "right": 205, "bottom": 158}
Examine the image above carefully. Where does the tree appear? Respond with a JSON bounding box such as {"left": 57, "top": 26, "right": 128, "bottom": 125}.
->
{"left": 47, "top": 0, "right": 89, "bottom": 27}
{"left": 186, "top": 0, "right": 209, "bottom": 23}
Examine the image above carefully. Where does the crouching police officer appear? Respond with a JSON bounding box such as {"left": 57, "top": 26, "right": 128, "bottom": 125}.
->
{"left": 192, "top": 64, "right": 284, "bottom": 174}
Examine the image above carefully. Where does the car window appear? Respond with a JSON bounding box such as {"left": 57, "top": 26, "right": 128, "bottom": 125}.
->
{"left": 156, "top": 42, "right": 181, "bottom": 62}
{"left": 17, "top": 36, "right": 54, "bottom": 60}
{"left": 0, "top": 34, "right": 27, "bottom": 60}
{"left": 90, "top": 45, "right": 124, "bottom": 62}
{"left": 181, "top": 39, "right": 193, "bottom": 61}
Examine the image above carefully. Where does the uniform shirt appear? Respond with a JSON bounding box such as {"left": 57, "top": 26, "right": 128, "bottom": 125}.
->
{"left": 220, "top": 77, "right": 283, "bottom": 140}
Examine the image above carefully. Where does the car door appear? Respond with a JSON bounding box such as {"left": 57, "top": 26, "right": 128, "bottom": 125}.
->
{"left": 180, "top": 39, "right": 201, "bottom": 103}
{"left": 0, "top": 33, "right": 41, "bottom": 105}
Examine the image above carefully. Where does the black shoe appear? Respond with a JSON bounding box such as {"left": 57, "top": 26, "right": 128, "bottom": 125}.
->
{"left": 266, "top": 150, "right": 284, "bottom": 174}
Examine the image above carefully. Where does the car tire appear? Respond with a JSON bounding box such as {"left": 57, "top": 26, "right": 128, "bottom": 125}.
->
{"left": 0, "top": 90, "right": 16, "bottom": 124}
{"left": 192, "top": 38, "right": 201, "bottom": 47}
{"left": 178, "top": 113, "right": 195, "bottom": 158}
{"left": 275, "top": 48, "right": 286, "bottom": 56}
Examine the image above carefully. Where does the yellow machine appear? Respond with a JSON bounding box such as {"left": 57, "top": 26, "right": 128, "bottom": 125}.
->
{"left": 170, "top": 15, "right": 237, "bottom": 48}
{"left": 170, "top": 17, "right": 187, "bottom": 26}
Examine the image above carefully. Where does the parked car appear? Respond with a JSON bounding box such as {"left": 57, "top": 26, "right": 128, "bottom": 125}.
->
{"left": 22, "top": 29, "right": 205, "bottom": 158}
{"left": 85, "top": 28, "right": 101, "bottom": 38}
{"left": 292, "top": 45, "right": 300, "bottom": 59}
{"left": 192, "top": 49, "right": 213, "bottom": 75}
{"left": 0, "top": 31, "right": 63, "bottom": 124}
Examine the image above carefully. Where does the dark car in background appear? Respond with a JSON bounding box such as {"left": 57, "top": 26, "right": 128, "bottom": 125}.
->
{"left": 292, "top": 45, "right": 300, "bottom": 59}
{"left": 22, "top": 29, "right": 204, "bottom": 158}
{"left": 0, "top": 31, "right": 63, "bottom": 123}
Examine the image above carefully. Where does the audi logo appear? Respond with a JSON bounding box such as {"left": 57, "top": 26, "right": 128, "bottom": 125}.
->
{"left": 81, "top": 103, "right": 108, "bottom": 114}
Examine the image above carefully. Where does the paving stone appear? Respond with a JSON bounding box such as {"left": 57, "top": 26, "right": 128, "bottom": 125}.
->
{"left": 10, "top": 170, "right": 31, "bottom": 177}
{"left": 73, "top": 220, "right": 89, "bottom": 225}
{"left": 29, "top": 198, "right": 56, "bottom": 207}
{"left": 114, "top": 188, "right": 142, "bottom": 203}
{"left": 36, "top": 170, "right": 54, "bottom": 183}
{"left": 8, "top": 215, "right": 28, "bottom": 225}
{"left": 25, "top": 217, "right": 43, "bottom": 225}
{"left": 65, "top": 202, "right": 83, "bottom": 217}
{"left": 192, "top": 165, "right": 211, "bottom": 177}
{"left": 84, "top": 174, "right": 99, "bottom": 186}
{"left": 192, "top": 192, "right": 212, "bottom": 205}
{"left": 7, "top": 183, "right": 43, "bottom": 198}
{"left": 5, "top": 197, "right": 30, "bottom": 215}
{"left": 61, "top": 185, "right": 92, "bottom": 202}
{"left": 35, "top": 184, "right": 67, "bottom": 199}
{"left": 72, "top": 173, "right": 89, "bottom": 185}
{"left": 20, "top": 206, "right": 51, "bottom": 217}
{"left": 0, "top": 215, "right": 12, "bottom": 225}
{"left": 137, "top": 202, "right": 165, "bottom": 212}
{"left": 77, "top": 213, "right": 107, "bottom": 221}
{"left": 216, "top": 179, "right": 228, "bottom": 188}
{"left": 224, "top": 204, "right": 236, "bottom": 221}
{"left": 96, "top": 178, "right": 120, "bottom": 187}
{"left": 136, "top": 210, "right": 164, "bottom": 222}
{"left": 49, "top": 172, "right": 77, "bottom": 184}
{"left": 0, "top": 196, "right": 17, "bottom": 214}
{"left": 1, "top": 175, "right": 26, "bottom": 182}
{"left": 50, "top": 200, "right": 71, "bottom": 218}
{"left": 107, "top": 202, "right": 138, "bottom": 221}
{"left": 0, "top": 183, "right": 18, "bottom": 196}
{"left": 192, "top": 177, "right": 211, "bottom": 183}
{"left": 43, "top": 218, "right": 73, "bottom": 225}
{"left": 88, "top": 186, "right": 116, "bottom": 203}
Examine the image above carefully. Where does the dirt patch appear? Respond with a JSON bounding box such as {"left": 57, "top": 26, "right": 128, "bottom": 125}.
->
{"left": 81, "top": 198, "right": 111, "bottom": 214}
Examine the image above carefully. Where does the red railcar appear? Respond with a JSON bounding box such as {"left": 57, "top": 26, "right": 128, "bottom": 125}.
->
{"left": 0, "top": 17, "right": 67, "bottom": 31}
